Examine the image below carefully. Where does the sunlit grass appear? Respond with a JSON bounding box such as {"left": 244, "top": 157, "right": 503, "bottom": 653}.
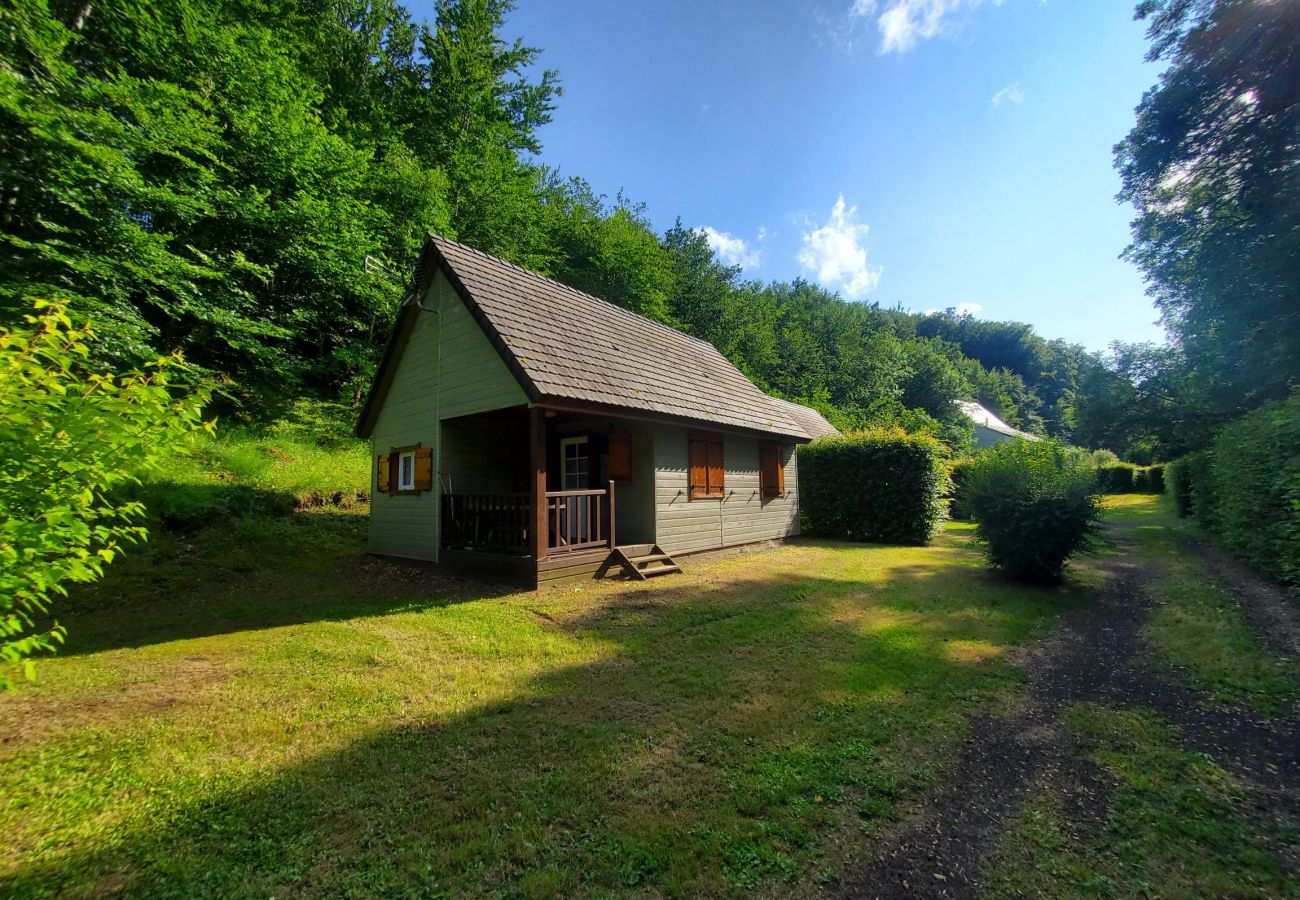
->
{"left": 985, "top": 704, "right": 1296, "bottom": 899}
{"left": 0, "top": 512, "right": 1080, "bottom": 896}
{"left": 1101, "top": 494, "right": 1299, "bottom": 711}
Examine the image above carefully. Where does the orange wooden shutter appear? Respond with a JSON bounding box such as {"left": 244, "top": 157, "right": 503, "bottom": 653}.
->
{"left": 707, "top": 435, "right": 724, "bottom": 497}
{"left": 760, "top": 444, "right": 786, "bottom": 498}
{"left": 609, "top": 431, "right": 632, "bottom": 484}
{"left": 759, "top": 445, "right": 778, "bottom": 498}
{"left": 688, "top": 433, "right": 708, "bottom": 499}
{"left": 377, "top": 453, "right": 391, "bottom": 494}
{"left": 414, "top": 447, "right": 434, "bottom": 492}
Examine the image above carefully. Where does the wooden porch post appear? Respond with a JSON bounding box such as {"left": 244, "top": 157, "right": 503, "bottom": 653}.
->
{"left": 608, "top": 479, "right": 616, "bottom": 549}
{"left": 530, "top": 406, "right": 547, "bottom": 563}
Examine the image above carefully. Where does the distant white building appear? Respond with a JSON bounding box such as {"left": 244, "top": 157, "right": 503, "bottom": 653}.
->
{"left": 955, "top": 400, "right": 1041, "bottom": 449}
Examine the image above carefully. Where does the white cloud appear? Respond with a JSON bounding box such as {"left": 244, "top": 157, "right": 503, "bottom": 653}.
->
{"left": 757, "top": 226, "right": 769, "bottom": 242}
{"left": 696, "top": 226, "right": 761, "bottom": 269}
{"left": 991, "top": 82, "right": 1025, "bottom": 106}
{"left": 797, "top": 195, "right": 883, "bottom": 299}
{"left": 822, "top": 0, "right": 1007, "bottom": 55}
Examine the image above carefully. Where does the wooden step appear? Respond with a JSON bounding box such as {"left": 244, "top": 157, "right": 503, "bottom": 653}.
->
{"left": 610, "top": 544, "right": 681, "bottom": 581}
{"left": 640, "top": 563, "right": 680, "bottom": 577}
{"left": 616, "top": 543, "right": 655, "bottom": 558}
{"left": 628, "top": 553, "right": 672, "bottom": 566}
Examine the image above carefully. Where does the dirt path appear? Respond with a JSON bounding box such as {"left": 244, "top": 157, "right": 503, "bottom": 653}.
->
{"left": 834, "top": 530, "right": 1300, "bottom": 900}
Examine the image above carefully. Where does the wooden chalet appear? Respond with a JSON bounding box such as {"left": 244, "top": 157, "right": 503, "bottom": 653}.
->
{"left": 356, "top": 235, "right": 838, "bottom": 588}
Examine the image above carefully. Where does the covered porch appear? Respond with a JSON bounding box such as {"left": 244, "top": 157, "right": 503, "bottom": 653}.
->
{"left": 436, "top": 405, "right": 665, "bottom": 586}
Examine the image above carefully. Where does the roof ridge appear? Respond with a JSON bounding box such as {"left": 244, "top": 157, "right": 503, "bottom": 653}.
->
{"left": 429, "top": 234, "right": 721, "bottom": 353}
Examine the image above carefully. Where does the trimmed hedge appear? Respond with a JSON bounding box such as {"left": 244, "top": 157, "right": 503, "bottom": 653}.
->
{"left": 1096, "top": 462, "right": 1165, "bottom": 494}
{"left": 1167, "top": 456, "right": 1195, "bottom": 517}
{"left": 1134, "top": 464, "right": 1165, "bottom": 494}
{"left": 964, "top": 440, "right": 1100, "bottom": 582}
{"left": 1167, "top": 392, "right": 1300, "bottom": 589}
{"left": 800, "top": 428, "right": 949, "bottom": 545}
{"left": 1207, "top": 395, "right": 1300, "bottom": 586}
{"left": 1096, "top": 463, "right": 1135, "bottom": 493}
{"left": 947, "top": 455, "right": 980, "bottom": 520}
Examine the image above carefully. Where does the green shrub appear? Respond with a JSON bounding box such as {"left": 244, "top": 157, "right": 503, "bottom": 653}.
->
{"left": 1204, "top": 394, "right": 1300, "bottom": 587}
{"left": 1132, "top": 465, "right": 1165, "bottom": 494}
{"left": 1187, "top": 451, "right": 1220, "bottom": 533}
{"left": 1090, "top": 448, "right": 1121, "bottom": 466}
{"left": 1096, "top": 463, "right": 1137, "bottom": 493}
{"left": 947, "top": 455, "right": 981, "bottom": 520}
{"left": 964, "top": 440, "right": 1101, "bottom": 582}
{"left": 1167, "top": 457, "right": 1195, "bottom": 517}
{"left": 800, "top": 428, "right": 949, "bottom": 545}
{"left": 0, "top": 304, "right": 210, "bottom": 685}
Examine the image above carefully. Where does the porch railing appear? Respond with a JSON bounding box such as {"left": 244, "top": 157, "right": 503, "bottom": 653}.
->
{"left": 441, "top": 492, "right": 530, "bottom": 553}
{"left": 441, "top": 482, "right": 616, "bottom": 557}
{"left": 546, "top": 486, "right": 614, "bottom": 553}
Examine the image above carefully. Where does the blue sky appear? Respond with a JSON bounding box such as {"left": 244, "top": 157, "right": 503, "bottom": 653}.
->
{"left": 485, "top": 0, "right": 1166, "bottom": 351}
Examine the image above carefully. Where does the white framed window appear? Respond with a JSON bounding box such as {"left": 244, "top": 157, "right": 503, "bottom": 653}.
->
{"left": 397, "top": 450, "right": 416, "bottom": 491}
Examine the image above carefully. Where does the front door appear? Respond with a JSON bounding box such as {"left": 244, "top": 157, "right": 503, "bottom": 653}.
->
{"left": 558, "top": 436, "right": 589, "bottom": 545}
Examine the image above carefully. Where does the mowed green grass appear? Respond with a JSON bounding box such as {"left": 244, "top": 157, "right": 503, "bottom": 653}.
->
{"left": 1108, "top": 494, "right": 1298, "bottom": 712}
{"left": 985, "top": 495, "right": 1300, "bottom": 899}
{"left": 0, "top": 510, "right": 1086, "bottom": 896}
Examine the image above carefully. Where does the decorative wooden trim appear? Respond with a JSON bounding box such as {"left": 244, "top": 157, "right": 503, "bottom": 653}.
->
{"left": 388, "top": 443, "right": 426, "bottom": 495}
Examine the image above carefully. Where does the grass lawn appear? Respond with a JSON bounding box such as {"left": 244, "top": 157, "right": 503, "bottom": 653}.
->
{"left": 984, "top": 495, "right": 1300, "bottom": 900}
{"left": 0, "top": 507, "right": 1088, "bottom": 896}
{"left": 1109, "top": 493, "right": 1298, "bottom": 712}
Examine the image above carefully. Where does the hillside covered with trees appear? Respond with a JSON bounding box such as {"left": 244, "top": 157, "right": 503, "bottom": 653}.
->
{"left": 2, "top": 0, "right": 1148, "bottom": 453}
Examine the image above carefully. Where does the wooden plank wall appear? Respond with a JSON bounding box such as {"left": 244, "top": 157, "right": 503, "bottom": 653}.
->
{"left": 653, "top": 425, "right": 800, "bottom": 555}
{"left": 369, "top": 274, "right": 528, "bottom": 562}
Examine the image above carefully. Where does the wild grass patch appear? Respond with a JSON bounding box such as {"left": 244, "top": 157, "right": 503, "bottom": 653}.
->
{"left": 985, "top": 704, "right": 1296, "bottom": 899}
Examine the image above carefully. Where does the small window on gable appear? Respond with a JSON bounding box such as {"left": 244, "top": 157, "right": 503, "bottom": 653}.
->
{"left": 397, "top": 450, "right": 416, "bottom": 491}
{"left": 380, "top": 445, "right": 432, "bottom": 495}
{"left": 760, "top": 443, "right": 785, "bottom": 499}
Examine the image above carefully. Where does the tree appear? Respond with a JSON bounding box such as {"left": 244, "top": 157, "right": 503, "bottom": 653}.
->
{"left": 0, "top": 303, "right": 210, "bottom": 686}
{"left": 1116, "top": 0, "right": 1300, "bottom": 420}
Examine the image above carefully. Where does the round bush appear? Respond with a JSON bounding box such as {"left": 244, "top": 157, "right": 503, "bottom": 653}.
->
{"left": 964, "top": 440, "right": 1101, "bottom": 582}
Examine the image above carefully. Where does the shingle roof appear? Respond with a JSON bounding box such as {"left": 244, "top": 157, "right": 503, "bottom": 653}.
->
{"left": 423, "top": 235, "right": 813, "bottom": 439}
{"left": 771, "top": 398, "right": 839, "bottom": 439}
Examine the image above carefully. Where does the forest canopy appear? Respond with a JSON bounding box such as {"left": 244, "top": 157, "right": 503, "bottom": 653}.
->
{"left": 0, "top": 0, "right": 1191, "bottom": 456}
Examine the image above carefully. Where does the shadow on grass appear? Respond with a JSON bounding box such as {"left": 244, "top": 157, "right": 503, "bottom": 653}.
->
{"left": 6, "top": 543, "right": 1088, "bottom": 896}
{"left": 55, "top": 505, "right": 515, "bottom": 657}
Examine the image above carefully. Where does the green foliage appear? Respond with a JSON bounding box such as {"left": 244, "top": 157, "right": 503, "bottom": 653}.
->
{"left": 135, "top": 426, "right": 370, "bottom": 531}
{"left": 1096, "top": 463, "right": 1136, "bottom": 494}
{"left": 0, "top": 0, "right": 1126, "bottom": 450}
{"left": 1202, "top": 393, "right": 1300, "bottom": 587}
{"left": 0, "top": 303, "right": 210, "bottom": 686}
{"left": 947, "top": 455, "right": 981, "bottom": 520}
{"left": 799, "top": 429, "right": 949, "bottom": 545}
{"left": 1096, "top": 462, "right": 1167, "bottom": 495}
{"left": 1133, "top": 464, "right": 1165, "bottom": 494}
{"left": 1187, "top": 451, "right": 1220, "bottom": 534}
{"left": 1167, "top": 455, "right": 1196, "bottom": 517}
{"left": 964, "top": 440, "right": 1100, "bottom": 582}
{"left": 1089, "top": 448, "right": 1120, "bottom": 466}
{"left": 1117, "top": 0, "right": 1300, "bottom": 427}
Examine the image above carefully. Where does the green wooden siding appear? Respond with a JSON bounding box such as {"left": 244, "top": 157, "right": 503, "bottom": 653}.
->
{"left": 653, "top": 425, "right": 800, "bottom": 555}
{"left": 369, "top": 273, "right": 528, "bottom": 560}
